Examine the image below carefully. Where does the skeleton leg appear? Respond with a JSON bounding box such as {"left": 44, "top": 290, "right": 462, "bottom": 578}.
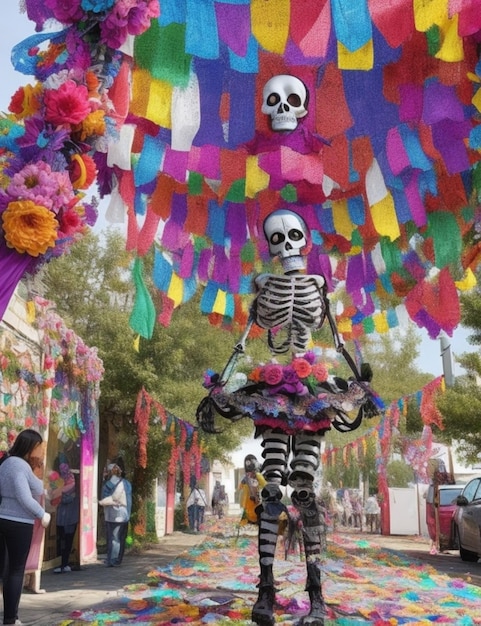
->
{"left": 290, "top": 432, "right": 327, "bottom": 626}
{"left": 252, "top": 429, "right": 290, "bottom": 626}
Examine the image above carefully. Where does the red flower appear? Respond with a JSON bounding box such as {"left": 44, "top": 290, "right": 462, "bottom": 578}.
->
{"left": 291, "top": 357, "right": 312, "bottom": 379}
{"left": 311, "top": 362, "right": 328, "bottom": 382}
{"left": 44, "top": 80, "right": 90, "bottom": 126}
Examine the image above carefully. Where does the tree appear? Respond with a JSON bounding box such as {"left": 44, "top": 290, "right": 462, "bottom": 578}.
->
{"left": 435, "top": 273, "right": 481, "bottom": 466}
{"left": 42, "top": 230, "right": 254, "bottom": 529}
{"left": 323, "top": 325, "right": 433, "bottom": 491}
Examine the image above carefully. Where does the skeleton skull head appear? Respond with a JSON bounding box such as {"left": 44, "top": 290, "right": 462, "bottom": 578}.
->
{"left": 263, "top": 209, "right": 310, "bottom": 271}
{"left": 262, "top": 75, "right": 308, "bottom": 132}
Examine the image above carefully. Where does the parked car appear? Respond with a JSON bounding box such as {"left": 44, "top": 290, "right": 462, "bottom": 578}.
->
{"left": 425, "top": 483, "right": 464, "bottom": 551}
{"left": 452, "top": 477, "right": 481, "bottom": 562}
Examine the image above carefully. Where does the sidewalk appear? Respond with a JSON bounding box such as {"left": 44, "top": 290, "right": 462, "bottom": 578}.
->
{"left": 16, "top": 529, "right": 432, "bottom": 626}
{"left": 17, "top": 531, "right": 205, "bottom": 626}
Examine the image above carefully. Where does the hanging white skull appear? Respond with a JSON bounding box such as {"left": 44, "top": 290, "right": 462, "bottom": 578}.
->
{"left": 263, "top": 209, "right": 309, "bottom": 271}
{"left": 262, "top": 75, "right": 308, "bottom": 132}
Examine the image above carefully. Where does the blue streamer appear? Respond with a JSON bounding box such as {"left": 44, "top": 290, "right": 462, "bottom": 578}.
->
{"left": 200, "top": 281, "right": 218, "bottom": 314}
{"left": 135, "top": 134, "right": 166, "bottom": 186}
{"left": 159, "top": 0, "right": 186, "bottom": 25}
{"left": 153, "top": 250, "right": 173, "bottom": 292}
{"left": 11, "top": 30, "right": 66, "bottom": 76}
{"left": 228, "top": 35, "right": 259, "bottom": 73}
{"left": 331, "top": 0, "right": 372, "bottom": 52}
{"left": 185, "top": 0, "right": 219, "bottom": 59}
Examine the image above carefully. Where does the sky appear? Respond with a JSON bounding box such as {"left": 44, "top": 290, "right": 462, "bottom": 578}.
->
{"left": 1, "top": 3, "right": 475, "bottom": 379}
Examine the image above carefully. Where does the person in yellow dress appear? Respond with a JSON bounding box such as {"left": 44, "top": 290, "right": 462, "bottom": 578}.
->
{"left": 238, "top": 455, "right": 267, "bottom": 526}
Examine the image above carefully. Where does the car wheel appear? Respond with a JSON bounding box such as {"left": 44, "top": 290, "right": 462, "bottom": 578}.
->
{"left": 457, "top": 528, "right": 479, "bottom": 562}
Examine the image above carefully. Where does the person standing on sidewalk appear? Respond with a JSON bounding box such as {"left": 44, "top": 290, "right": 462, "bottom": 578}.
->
{"left": 49, "top": 456, "right": 79, "bottom": 574}
{"left": 99, "top": 463, "right": 132, "bottom": 567}
{"left": 0, "top": 429, "right": 51, "bottom": 626}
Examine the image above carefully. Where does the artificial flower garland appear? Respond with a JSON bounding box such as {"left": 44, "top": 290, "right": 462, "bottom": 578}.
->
{"left": 0, "top": 0, "right": 159, "bottom": 269}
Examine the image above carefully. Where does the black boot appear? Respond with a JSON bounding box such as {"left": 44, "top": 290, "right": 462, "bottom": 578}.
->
{"left": 252, "top": 584, "right": 276, "bottom": 626}
{"left": 297, "top": 585, "right": 327, "bottom": 625}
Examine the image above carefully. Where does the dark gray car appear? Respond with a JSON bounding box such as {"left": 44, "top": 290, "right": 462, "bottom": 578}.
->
{"left": 452, "top": 476, "right": 481, "bottom": 562}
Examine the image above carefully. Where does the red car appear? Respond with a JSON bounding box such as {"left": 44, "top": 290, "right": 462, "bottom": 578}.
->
{"left": 425, "top": 484, "right": 464, "bottom": 551}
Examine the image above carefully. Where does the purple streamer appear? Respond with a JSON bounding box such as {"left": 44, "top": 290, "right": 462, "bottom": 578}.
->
{"left": 226, "top": 203, "right": 248, "bottom": 253}
{"left": 162, "top": 146, "right": 189, "bottom": 182}
{"left": 422, "top": 82, "right": 465, "bottom": 124}
{"left": 431, "top": 119, "right": 471, "bottom": 175}
{"left": 215, "top": 4, "right": 250, "bottom": 58}
{"left": 0, "top": 244, "right": 35, "bottom": 321}
{"left": 197, "top": 248, "right": 212, "bottom": 282}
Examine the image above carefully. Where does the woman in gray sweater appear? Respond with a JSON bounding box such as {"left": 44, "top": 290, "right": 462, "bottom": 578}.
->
{"left": 0, "top": 429, "right": 51, "bottom": 625}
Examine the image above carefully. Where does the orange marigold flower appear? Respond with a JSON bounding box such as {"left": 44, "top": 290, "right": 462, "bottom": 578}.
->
{"left": 291, "top": 357, "right": 312, "bottom": 379}
{"left": 2, "top": 200, "right": 58, "bottom": 256}
{"left": 78, "top": 109, "right": 106, "bottom": 141}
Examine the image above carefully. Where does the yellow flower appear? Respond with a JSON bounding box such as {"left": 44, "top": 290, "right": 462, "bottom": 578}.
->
{"left": 78, "top": 109, "right": 106, "bottom": 141}
{"left": 2, "top": 200, "right": 58, "bottom": 256}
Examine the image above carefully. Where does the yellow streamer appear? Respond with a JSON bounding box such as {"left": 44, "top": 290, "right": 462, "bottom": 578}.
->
{"left": 332, "top": 199, "right": 354, "bottom": 240}
{"left": 167, "top": 273, "right": 183, "bottom": 306}
{"left": 455, "top": 267, "right": 477, "bottom": 291}
{"left": 251, "top": 0, "right": 290, "bottom": 54}
{"left": 472, "top": 87, "right": 481, "bottom": 114}
{"left": 436, "top": 14, "right": 463, "bottom": 62}
{"left": 413, "top": 0, "right": 447, "bottom": 32}
{"left": 245, "top": 156, "right": 270, "bottom": 198}
{"left": 212, "top": 288, "right": 227, "bottom": 316}
{"left": 337, "top": 39, "right": 373, "bottom": 71}
{"left": 373, "top": 311, "right": 389, "bottom": 334}
{"left": 133, "top": 334, "right": 140, "bottom": 352}
{"left": 147, "top": 79, "right": 172, "bottom": 127}
{"left": 369, "top": 193, "right": 401, "bottom": 241}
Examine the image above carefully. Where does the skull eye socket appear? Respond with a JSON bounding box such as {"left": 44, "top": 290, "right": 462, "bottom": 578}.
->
{"left": 267, "top": 93, "right": 281, "bottom": 107}
{"left": 270, "top": 232, "right": 285, "bottom": 246}
{"left": 288, "top": 228, "right": 304, "bottom": 242}
{"left": 287, "top": 93, "right": 302, "bottom": 108}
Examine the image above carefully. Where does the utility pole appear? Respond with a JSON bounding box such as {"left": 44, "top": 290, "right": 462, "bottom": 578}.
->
{"left": 439, "top": 332, "right": 454, "bottom": 388}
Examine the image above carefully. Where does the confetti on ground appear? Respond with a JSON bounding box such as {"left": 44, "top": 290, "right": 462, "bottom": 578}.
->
{"left": 61, "top": 517, "right": 481, "bottom": 625}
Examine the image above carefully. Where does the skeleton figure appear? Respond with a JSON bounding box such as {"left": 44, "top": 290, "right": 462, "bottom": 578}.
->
{"left": 197, "top": 209, "right": 379, "bottom": 626}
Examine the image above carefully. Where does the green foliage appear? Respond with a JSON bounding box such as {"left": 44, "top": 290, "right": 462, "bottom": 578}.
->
{"left": 42, "top": 230, "right": 256, "bottom": 519}
{"left": 387, "top": 460, "right": 414, "bottom": 487}
{"left": 324, "top": 325, "right": 432, "bottom": 490}
{"left": 432, "top": 270, "right": 481, "bottom": 465}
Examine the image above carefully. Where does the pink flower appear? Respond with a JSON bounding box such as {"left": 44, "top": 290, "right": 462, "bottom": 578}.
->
{"left": 44, "top": 80, "right": 91, "bottom": 126}
{"left": 7, "top": 161, "right": 59, "bottom": 210}
{"left": 263, "top": 364, "right": 283, "bottom": 386}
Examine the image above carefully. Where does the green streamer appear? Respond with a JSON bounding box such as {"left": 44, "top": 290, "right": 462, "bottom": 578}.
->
{"left": 129, "top": 257, "right": 156, "bottom": 339}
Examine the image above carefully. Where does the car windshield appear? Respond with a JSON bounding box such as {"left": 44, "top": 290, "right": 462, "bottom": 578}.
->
{"left": 439, "top": 488, "right": 463, "bottom": 506}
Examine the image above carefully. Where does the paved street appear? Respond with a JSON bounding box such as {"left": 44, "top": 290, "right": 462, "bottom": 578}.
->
{"left": 14, "top": 527, "right": 481, "bottom": 625}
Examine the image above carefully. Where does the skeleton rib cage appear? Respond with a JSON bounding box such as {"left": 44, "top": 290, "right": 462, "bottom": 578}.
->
{"left": 254, "top": 274, "right": 327, "bottom": 354}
